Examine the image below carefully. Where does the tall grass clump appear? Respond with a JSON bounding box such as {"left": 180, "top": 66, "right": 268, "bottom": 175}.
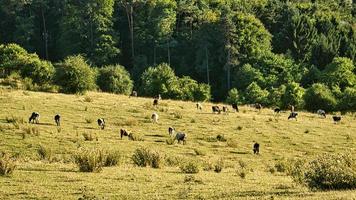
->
{"left": 290, "top": 153, "right": 356, "bottom": 190}
{"left": 37, "top": 144, "right": 53, "bottom": 161}
{"left": 132, "top": 147, "right": 162, "bottom": 168}
{"left": 180, "top": 160, "right": 200, "bottom": 174}
{"left": 73, "top": 148, "right": 105, "bottom": 172}
{"left": 214, "top": 159, "right": 224, "bottom": 173}
{"left": 0, "top": 152, "right": 16, "bottom": 176}
{"left": 103, "top": 151, "right": 121, "bottom": 167}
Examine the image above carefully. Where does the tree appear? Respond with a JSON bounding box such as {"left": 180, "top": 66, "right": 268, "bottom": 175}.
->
{"left": 304, "top": 83, "right": 337, "bottom": 112}
{"left": 281, "top": 82, "right": 305, "bottom": 109}
{"left": 233, "top": 63, "right": 265, "bottom": 90}
{"left": 226, "top": 88, "right": 241, "bottom": 104}
{"left": 97, "top": 65, "right": 133, "bottom": 95}
{"left": 321, "top": 57, "right": 355, "bottom": 89}
{"left": 244, "top": 82, "right": 269, "bottom": 105}
{"left": 339, "top": 87, "right": 356, "bottom": 111}
{"left": 55, "top": 55, "right": 96, "bottom": 94}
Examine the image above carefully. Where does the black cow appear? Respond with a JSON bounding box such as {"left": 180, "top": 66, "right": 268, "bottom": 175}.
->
{"left": 232, "top": 103, "right": 239, "bottom": 112}
{"left": 274, "top": 108, "right": 281, "bottom": 113}
{"left": 255, "top": 103, "right": 262, "bottom": 110}
{"left": 253, "top": 143, "right": 260, "bottom": 154}
{"left": 175, "top": 132, "right": 187, "bottom": 144}
{"left": 288, "top": 112, "right": 298, "bottom": 120}
{"left": 97, "top": 118, "right": 105, "bottom": 130}
{"left": 332, "top": 116, "right": 341, "bottom": 123}
{"left": 222, "top": 106, "right": 229, "bottom": 113}
{"left": 212, "top": 106, "right": 221, "bottom": 114}
{"left": 54, "top": 114, "right": 61, "bottom": 126}
{"left": 29, "top": 112, "right": 40, "bottom": 124}
{"left": 153, "top": 99, "right": 159, "bottom": 106}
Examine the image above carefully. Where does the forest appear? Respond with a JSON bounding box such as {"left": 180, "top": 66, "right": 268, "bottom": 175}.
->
{"left": 0, "top": 0, "right": 355, "bottom": 111}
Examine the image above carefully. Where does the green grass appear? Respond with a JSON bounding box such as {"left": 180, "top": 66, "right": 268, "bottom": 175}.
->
{"left": 0, "top": 88, "right": 355, "bottom": 199}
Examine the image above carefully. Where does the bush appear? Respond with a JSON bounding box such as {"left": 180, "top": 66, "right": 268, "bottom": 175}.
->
{"left": 304, "top": 83, "right": 337, "bottom": 112}
{"left": 73, "top": 148, "right": 105, "bottom": 172}
{"left": 244, "top": 82, "right": 269, "bottom": 104}
{"left": 20, "top": 59, "right": 55, "bottom": 85}
{"left": 180, "top": 161, "right": 200, "bottom": 174}
{"left": 82, "top": 132, "right": 96, "bottom": 141}
{"left": 281, "top": 82, "right": 305, "bottom": 109}
{"left": 339, "top": 87, "right": 356, "bottom": 111}
{"left": 214, "top": 159, "right": 224, "bottom": 173}
{"left": 290, "top": 153, "right": 356, "bottom": 190}
{"left": 0, "top": 152, "right": 16, "bottom": 176}
{"left": 97, "top": 65, "right": 133, "bottom": 95}
{"left": 226, "top": 88, "right": 241, "bottom": 104}
{"left": 193, "top": 148, "right": 206, "bottom": 156}
{"left": 321, "top": 57, "right": 356, "bottom": 90}
{"left": 37, "top": 144, "right": 53, "bottom": 161}
{"left": 132, "top": 147, "right": 161, "bottom": 168}
{"left": 55, "top": 55, "right": 96, "bottom": 94}
{"left": 103, "top": 151, "right": 121, "bottom": 167}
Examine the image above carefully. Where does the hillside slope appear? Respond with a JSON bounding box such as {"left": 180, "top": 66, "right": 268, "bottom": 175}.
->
{"left": 0, "top": 88, "right": 355, "bottom": 199}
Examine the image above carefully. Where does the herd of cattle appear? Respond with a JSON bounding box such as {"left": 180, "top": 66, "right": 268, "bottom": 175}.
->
{"left": 26, "top": 94, "right": 344, "bottom": 154}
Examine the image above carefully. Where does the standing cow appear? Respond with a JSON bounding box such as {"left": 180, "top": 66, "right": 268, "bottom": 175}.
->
{"left": 29, "top": 112, "right": 40, "bottom": 124}
{"left": 54, "top": 114, "right": 61, "bottom": 126}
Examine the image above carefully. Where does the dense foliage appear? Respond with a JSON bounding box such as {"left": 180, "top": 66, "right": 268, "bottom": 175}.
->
{"left": 97, "top": 65, "right": 133, "bottom": 95}
{"left": 0, "top": 0, "right": 355, "bottom": 110}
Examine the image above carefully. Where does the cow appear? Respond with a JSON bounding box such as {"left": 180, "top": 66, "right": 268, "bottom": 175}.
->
{"left": 168, "top": 127, "right": 175, "bottom": 136}
{"left": 120, "top": 129, "right": 133, "bottom": 140}
{"left": 174, "top": 132, "right": 187, "bottom": 144}
{"left": 130, "top": 91, "right": 137, "bottom": 97}
{"left": 288, "top": 112, "right": 298, "bottom": 120}
{"left": 232, "top": 103, "right": 239, "bottom": 112}
{"left": 253, "top": 142, "right": 260, "bottom": 154}
{"left": 151, "top": 113, "right": 159, "bottom": 123}
{"left": 97, "top": 118, "right": 105, "bottom": 130}
{"left": 157, "top": 94, "right": 162, "bottom": 100}
{"left": 153, "top": 99, "right": 159, "bottom": 106}
{"left": 332, "top": 116, "right": 341, "bottom": 124}
{"left": 222, "top": 106, "right": 229, "bottom": 113}
{"left": 196, "top": 103, "right": 202, "bottom": 111}
{"left": 29, "top": 112, "right": 40, "bottom": 124}
{"left": 289, "top": 105, "right": 295, "bottom": 113}
{"left": 255, "top": 103, "right": 262, "bottom": 110}
{"left": 317, "top": 109, "right": 326, "bottom": 118}
{"left": 212, "top": 106, "right": 221, "bottom": 114}
{"left": 274, "top": 108, "right": 281, "bottom": 114}
{"left": 54, "top": 114, "right": 61, "bottom": 126}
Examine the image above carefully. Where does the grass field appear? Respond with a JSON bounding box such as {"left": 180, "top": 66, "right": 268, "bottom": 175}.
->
{"left": 0, "top": 88, "right": 355, "bottom": 199}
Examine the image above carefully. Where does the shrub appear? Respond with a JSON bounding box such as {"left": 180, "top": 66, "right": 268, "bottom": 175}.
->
{"left": 226, "top": 88, "right": 241, "bottom": 104}
{"left": 237, "top": 169, "right": 247, "bottom": 179}
{"left": 244, "top": 82, "right": 269, "bottom": 104}
{"left": 103, "top": 151, "right": 121, "bottom": 167}
{"left": 290, "top": 153, "right": 356, "bottom": 190}
{"left": 166, "top": 138, "right": 175, "bottom": 145}
{"left": 339, "top": 87, "right": 356, "bottom": 111}
{"left": 180, "top": 161, "right": 199, "bottom": 174}
{"left": 37, "top": 144, "right": 53, "bottom": 161}
{"left": 281, "top": 82, "right": 305, "bottom": 109}
{"left": 275, "top": 160, "right": 289, "bottom": 173}
{"left": 0, "top": 152, "right": 16, "bottom": 176}
{"left": 20, "top": 59, "right": 55, "bottom": 85}
{"left": 82, "top": 133, "right": 95, "bottom": 141}
{"left": 73, "top": 148, "right": 105, "bottom": 172}
{"left": 97, "top": 65, "right": 133, "bottom": 95}
{"left": 304, "top": 83, "right": 337, "bottom": 112}
{"left": 214, "top": 159, "right": 224, "bottom": 173}
{"left": 132, "top": 147, "right": 161, "bottom": 168}
{"left": 238, "top": 160, "right": 247, "bottom": 169}
{"left": 193, "top": 148, "right": 206, "bottom": 156}
{"left": 55, "top": 55, "right": 96, "bottom": 94}
{"left": 321, "top": 57, "right": 356, "bottom": 90}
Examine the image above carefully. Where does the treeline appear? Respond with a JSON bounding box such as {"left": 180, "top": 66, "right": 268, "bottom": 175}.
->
{"left": 0, "top": 0, "right": 355, "bottom": 111}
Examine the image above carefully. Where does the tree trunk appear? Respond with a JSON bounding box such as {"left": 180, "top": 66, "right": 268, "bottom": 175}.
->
{"left": 205, "top": 46, "right": 210, "bottom": 85}
{"left": 41, "top": 6, "right": 48, "bottom": 59}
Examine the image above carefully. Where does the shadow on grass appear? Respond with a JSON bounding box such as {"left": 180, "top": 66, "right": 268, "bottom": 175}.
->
{"left": 230, "top": 151, "right": 249, "bottom": 155}
{"left": 145, "top": 134, "right": 165, "bottom": 137}
{"left": 231, "top": 190, "right": 311, "bottom": 198}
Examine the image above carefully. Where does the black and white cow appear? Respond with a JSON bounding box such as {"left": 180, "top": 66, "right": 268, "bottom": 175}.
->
{"left": 54, "top": 114, "right": 61, "bottom": 126}
{"left": 29, "top": 112, "right": 40, "bottom": 124}
{"left": 212, "top": 106, "right": 221, "bottom": 114}
{"left": 97, "top": 118, "right": 105, "bottom": 129}
{"left": 288, "top": 112, "right": 298, "bottom": 120}
{"left": 232, "top": 103, "right": 239, "bottom": 112}
{"left": 253, "top": 142, "right": 260, "bottom": 154}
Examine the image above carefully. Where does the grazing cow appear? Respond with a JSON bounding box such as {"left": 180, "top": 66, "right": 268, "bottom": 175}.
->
{"left": 130, "top": 91, "right": 137, "bottom": 97}
{"left": 29, "top": 112, "right": 40, "bottom": 124}
{"left": 54, "top": 114, "right": 61, "bottom": 126}
{"left": 196, "top": 103, "right": 202, "bottom": 111}
{"left": 317, "top": 109, "right": 326, "bottom": 118}
{"left": 332, "top": 116, "right": 341, "bottom": 123}
{"left": 232, "top": 103, "right": 239, "bottom": 112}
{"left": 255, "top": 103, "right": 262, "bottom": 110}
{"left": 120, "top": 129, "right": 133, "bottom": 140}
{"left": 153, "top": 99, "right": 159, "bottom": 106}
{"left": 168, "top": 127, "right": 175, "bottom": 136}
{"left": 253, "top": 143, "right": 260, "bottom": 154}
{"left": 288, "top": 112, "right": 298, "bottom": 120}
{"left": 174, "top": 132, "right": 187, "bottom": 144}
{"left": 274, "top": 108, "right": 281, "bottom": 114}
{"left": 212, "top": 106, "right": 221, "bottom": 114}
{"left": 151, "top": 113, "right": 159, "bottom": 123}
{"left": 97, "top": 118, "right": 105, "bottom": 129}
{"left": 222, "top": 106, "right": 229, "bottom": 113}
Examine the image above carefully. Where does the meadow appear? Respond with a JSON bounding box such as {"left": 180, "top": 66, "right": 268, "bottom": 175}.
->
{"left": 0, "top": 88, "right": 355, "bottom": 199}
